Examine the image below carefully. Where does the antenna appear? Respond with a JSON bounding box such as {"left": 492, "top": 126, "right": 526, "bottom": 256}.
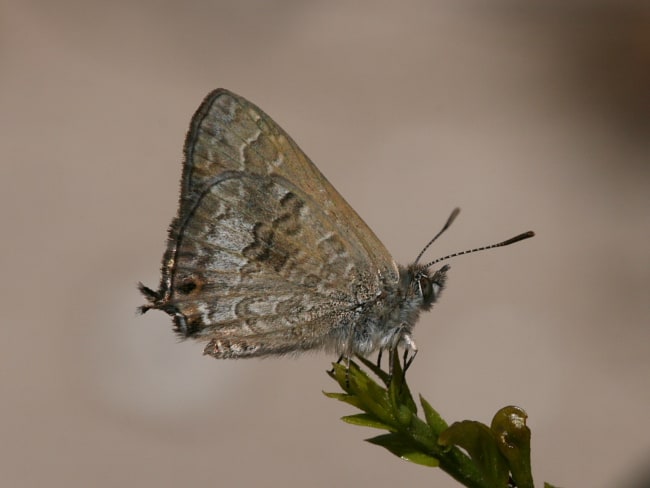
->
{"left": 422, "top": 230, "right": 535, "bottom": 269}
{"left": 414, "top": 207, "right": 461, "bottom": 265}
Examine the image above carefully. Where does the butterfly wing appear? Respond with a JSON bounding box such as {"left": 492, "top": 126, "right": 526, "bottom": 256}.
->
{"left": 141, "top": 89, "right": 399, "bottom": 357}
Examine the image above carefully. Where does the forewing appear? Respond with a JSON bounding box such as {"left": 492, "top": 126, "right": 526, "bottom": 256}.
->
{"left": 181, "top": 90, "right": 397, "bottom": 277}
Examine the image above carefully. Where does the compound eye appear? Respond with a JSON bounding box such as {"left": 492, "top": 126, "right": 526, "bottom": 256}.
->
{"left": 419, "top": 275, "right": 434, "bottom": 303}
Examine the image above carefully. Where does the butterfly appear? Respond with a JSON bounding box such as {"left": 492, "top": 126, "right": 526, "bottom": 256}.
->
{"left": 139, "top": 89, "right": 534, "bottom": 369}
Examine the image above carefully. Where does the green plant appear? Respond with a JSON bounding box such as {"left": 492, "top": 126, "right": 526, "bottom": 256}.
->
{"left": 325, "top": 351, "right": 559, "bottom": 488}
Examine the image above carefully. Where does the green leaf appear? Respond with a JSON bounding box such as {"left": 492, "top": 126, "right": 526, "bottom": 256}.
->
{"left": 368, "top": 348, "right": 419, "bottom": 418}
{"left": 341, "top": 414, "right": 394, "bottom": 430}
{"left": 327, "top": 361, "right": 353, "bottom": 391}
{"left": 327, "top": 360, "right": 396, "bottom": 424}
{"left": 346, "top": 363, "right": 394, "bottom": 422}
{"left": 420, "top": 394, "right": 448, "bottom": 435}
{"left": 388, "top": 366, "right": 418, "bottom": 418}
{"left": 356, "top": 354, "right": 391, "bottom": 386}
{"left": 439, "top": 420, "right": 510, "bottom": 487}
{"left": 491, "top": 406, "right": 534, "bottom": 488}
{"left": 322, "top": 391, "right": 365, "bottom": 410}
{"left": 367, "top": 433, "right": 440, "bottom": 467}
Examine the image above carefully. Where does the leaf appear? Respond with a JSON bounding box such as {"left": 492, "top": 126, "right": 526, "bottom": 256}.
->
{"left": 322, "top": 391, "right": 365, "bottom": 410}
{"left": 367, "top": 433, "right": 440, "bottom": 467}
{"left": 439, "top": 420, "right": 510, "bottom": 487}
{"left": 327, "top": 360, "right": 395, "bottom": 424}
{"left": 388, "top": 368, "right": 418, "bottom": 419}
{"left": 346, "top": 362, "right": 394, "bottom": 422}
{"left": 491, "top": 406, "right": 534, "bottom": 488}
{"left": 356, "top": 354, "right": 391, "bottom": 386}
{"left": 420, "top": 395, "right": 448, "bottom": 435}
{"left": 341, "top": 414, "right": 394, "bottom": 431}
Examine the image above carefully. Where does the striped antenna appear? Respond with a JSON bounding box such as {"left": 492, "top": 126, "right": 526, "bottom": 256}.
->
{"left": 414, "top": 207, "right": 461, "bottom": 265}
{"left": 422, "top": 230, "right": 535, "bottom": 269}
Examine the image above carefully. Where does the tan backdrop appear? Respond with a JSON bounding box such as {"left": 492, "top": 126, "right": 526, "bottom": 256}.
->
{"left": 2, "top": 1, "right": 649, "bottom": 487}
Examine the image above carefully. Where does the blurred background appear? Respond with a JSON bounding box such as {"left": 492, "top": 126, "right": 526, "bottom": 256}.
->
{"left": 2, "top": 1, "right": 649, "bottom": 487}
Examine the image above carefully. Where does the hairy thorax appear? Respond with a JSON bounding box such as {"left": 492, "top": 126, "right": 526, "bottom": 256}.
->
{"left": 323, "top": 263, "right": 447, "bottom": 356}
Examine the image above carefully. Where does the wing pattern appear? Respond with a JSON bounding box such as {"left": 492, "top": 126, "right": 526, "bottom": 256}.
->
{"left": 144, "top": 90, "right": 399, "bottom": 358}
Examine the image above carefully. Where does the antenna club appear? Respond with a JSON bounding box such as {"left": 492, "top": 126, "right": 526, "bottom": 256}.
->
{"left": 413, "top": 208, "right": 462, "bottom": 265}
{"left": 500, "top": 231, "right": 535, "bottom": 246}
{"left": 422, "top": 229, "right": 535, "bottom": 269}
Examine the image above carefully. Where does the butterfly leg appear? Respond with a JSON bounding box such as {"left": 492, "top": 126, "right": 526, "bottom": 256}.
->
{"left": 344, "top": 355, "right": 351, "bottom": 388}
{"left": 329, "top": 353, "right": 345, "bottom": 374}
{"left": 403, "top": 348, "right": 418, "bottom": 373}
{"left": 376, "top": 349, "right": 383, "bottom": 369}
{"left": 330, "top": 353, "right": 352, "bottom": 388}
{"left": 401, "top": 333, "right": 418, "bottom": 373}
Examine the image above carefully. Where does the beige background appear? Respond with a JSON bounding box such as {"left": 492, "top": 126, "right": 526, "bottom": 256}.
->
{"left": 2, "top": 1, "right": 649, "bottom": 487}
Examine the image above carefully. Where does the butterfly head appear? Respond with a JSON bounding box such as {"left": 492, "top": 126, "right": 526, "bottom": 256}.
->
{"left": 407, "top": 208, "right": 534, "bottom": 313}
{"left": 407, "top": 263, "right": 449, "bottom": 311}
